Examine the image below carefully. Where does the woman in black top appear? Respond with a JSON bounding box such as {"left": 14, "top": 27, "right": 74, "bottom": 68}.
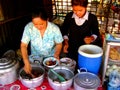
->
{"left": 61, "top": 0, "right": 102, "bottom": 62}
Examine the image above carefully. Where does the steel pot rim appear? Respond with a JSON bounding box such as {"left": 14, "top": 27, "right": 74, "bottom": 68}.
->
{"left": 48, "top": 66, "right": 74, "bottom": 83}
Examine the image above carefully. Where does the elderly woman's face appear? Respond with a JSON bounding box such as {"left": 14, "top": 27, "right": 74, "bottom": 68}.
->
{"left": 32, "top": 17, "right": 47, "bottom": 30}
{"left": 72, "top": 5, "right": 86, "bottom": 18}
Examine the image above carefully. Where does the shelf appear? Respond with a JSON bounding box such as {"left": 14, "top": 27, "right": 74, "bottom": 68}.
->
{"left": 102, "top": 41, "right": 120, "bottom": 84}
{"left": 108, "top": 59, "right": 120, "bottom": 66}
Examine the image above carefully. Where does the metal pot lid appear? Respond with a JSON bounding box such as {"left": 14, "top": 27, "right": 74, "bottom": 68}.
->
{"left": 0, "top": 58, "right": 17, "bottom": 69}
{"left": 74, "top": 72, "right": 100, "bottom": 89}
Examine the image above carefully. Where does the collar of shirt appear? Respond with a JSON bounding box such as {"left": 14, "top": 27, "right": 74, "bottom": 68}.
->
{"left": 72, "top": 11, "right": 89, "bottom": 26}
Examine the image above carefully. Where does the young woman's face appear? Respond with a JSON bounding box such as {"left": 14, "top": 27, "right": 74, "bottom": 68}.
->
{"left": 72, "top": 5, "right": 86, "bottom": 18}
{"left": 32, "top": 17, "right": 47, "bottom": 30}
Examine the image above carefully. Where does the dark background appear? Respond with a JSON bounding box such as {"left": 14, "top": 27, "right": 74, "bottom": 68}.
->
{"left": 0, "top": 0, "right": 53, "bottom": 56}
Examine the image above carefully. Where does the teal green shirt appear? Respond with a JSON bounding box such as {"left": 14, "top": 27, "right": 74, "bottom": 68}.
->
{"left": 21, "top": 21, "right": 63, "bottom": 58}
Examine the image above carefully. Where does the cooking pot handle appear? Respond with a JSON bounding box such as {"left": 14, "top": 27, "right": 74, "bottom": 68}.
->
{"left": 77, "top": 68, "right": 87, "bottom": 73}
{"left": 34, "top": 60, "right": 40, "bottom": 64}
{"left": 32, "top": 60, "right": 42, "bottom": 66}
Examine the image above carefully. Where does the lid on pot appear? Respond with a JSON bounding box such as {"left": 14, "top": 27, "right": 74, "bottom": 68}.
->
{"left": 74, "top": 72, "right": 100, "bottom": 89}
{"left": 0, "top": 58, "right": 17, "bottom": 69}
{"left": 0, "top": 50, "right": 17, "bottom": 69}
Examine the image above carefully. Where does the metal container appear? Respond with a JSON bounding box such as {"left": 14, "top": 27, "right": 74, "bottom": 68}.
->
{"left": 19, "top": 64, "right": 45, "bottom": 88}
{"left": 29, "top": 55, "right": 43, "bottom": 65}
{"left": 60, "top": 57, "right": 76, "bottom": 72}
{"left": 74, "top": 71, "right": 100, "bottom": 90}
{"left": 48, "top": 66, "right": 74, "bottom": 90}
{"left": 43, "top": 57, "right": 58, "bottom": 70}
{"left": 0, "top": 57, "right": 19, "bottom": 85}
{"left": 78, "top": 44, "right": 103, "bottom": 74}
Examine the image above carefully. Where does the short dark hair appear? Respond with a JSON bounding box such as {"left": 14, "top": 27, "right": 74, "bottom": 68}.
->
{"left": 71, "top": 0, "right": 88, "bottom": 7}
{"left": 31, "top": 8, "right": 48, "bottom": 21}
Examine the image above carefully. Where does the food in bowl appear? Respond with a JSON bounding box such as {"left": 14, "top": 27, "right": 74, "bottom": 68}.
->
{"left": 43, "top": 57, "right": 58, "bottom": 69}
{"left": 60, "top": 58, "right": 76, "bottom": 72}
{"left": 46, "top": 60, "right": 57, "bottom": 66}
{"left": 60, "top": 58, "right": 73, "bottom": 66}
{"left": 20, "top": 67, "right": 43, "bottom": 79}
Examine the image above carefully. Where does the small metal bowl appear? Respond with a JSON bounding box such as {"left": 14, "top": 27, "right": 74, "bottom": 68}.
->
{"left": 43, "top": 57, "right": 58, "bottom": 70}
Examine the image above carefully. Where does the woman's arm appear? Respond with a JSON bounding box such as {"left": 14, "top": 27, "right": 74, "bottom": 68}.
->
{"left": 21, "top": 42, "right": 32, "bottom": 74}
{"left": 54, "top": 43, "right": 62, "bottom": 59}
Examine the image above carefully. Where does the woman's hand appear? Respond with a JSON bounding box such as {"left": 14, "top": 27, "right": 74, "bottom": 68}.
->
{"left": 63, "top": 44, "right": 69, "bottom": 53}
{"left": 84, "top": 36, "right": 94, "bottom": 44}
{"left": 23, "top": 62, "right": 32, "bottom": 74}
{"left": 63, "top": 39, "right": 69, "bottom": 53}
{"left": 54, "top": 54, "right": 60, "bottom": 60}
{"left": 54, "top": 43, "right": 62, "bottom": 60}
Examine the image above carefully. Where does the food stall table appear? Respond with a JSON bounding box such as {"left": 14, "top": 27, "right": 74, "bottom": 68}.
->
{"left": 3, "top": 77, "right": 104, "bottom": 90}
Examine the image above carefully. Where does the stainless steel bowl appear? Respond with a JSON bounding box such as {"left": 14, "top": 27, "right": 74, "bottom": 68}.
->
{"left": 43, "top": 57, "right": 58, "bottom": 70}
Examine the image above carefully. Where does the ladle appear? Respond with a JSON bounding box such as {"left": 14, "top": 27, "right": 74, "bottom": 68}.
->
{"left": 29, "top": 72, "right": 36, "bottom": 78}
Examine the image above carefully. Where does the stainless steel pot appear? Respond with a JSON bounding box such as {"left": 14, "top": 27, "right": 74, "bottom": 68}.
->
{"left": 48, "top": 66, "right": 74, "bottom": 90}
{"left": 74, "top": 70, "right": 100, "bottom": 90}
{"left": 0, "top": 57, "right": 19, "bottom": 85}
{"left": 19, "top": 64, "right": 45, "bottom": 88}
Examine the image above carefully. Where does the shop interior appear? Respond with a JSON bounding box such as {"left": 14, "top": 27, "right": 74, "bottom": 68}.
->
{"left": 0, "top": 0, "right": 120, "bottom": 90}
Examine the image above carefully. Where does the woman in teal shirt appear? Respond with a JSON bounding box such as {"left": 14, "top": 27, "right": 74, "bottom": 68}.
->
{"left": 21, "top": 8, "right": 63, "bottom": 74}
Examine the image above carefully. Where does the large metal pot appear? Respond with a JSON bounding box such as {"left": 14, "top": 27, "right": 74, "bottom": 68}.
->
{"left": 74, "top": 69, "right": 100, "bottom": 90}
{"left": 48, "top": 66, "right": 74, "bottom": 90}
{"left": 19, "top": 64, "right": 45, "bottom": 88}
{"left": 0, "top": 57, "right": 19, "bottom": 85}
